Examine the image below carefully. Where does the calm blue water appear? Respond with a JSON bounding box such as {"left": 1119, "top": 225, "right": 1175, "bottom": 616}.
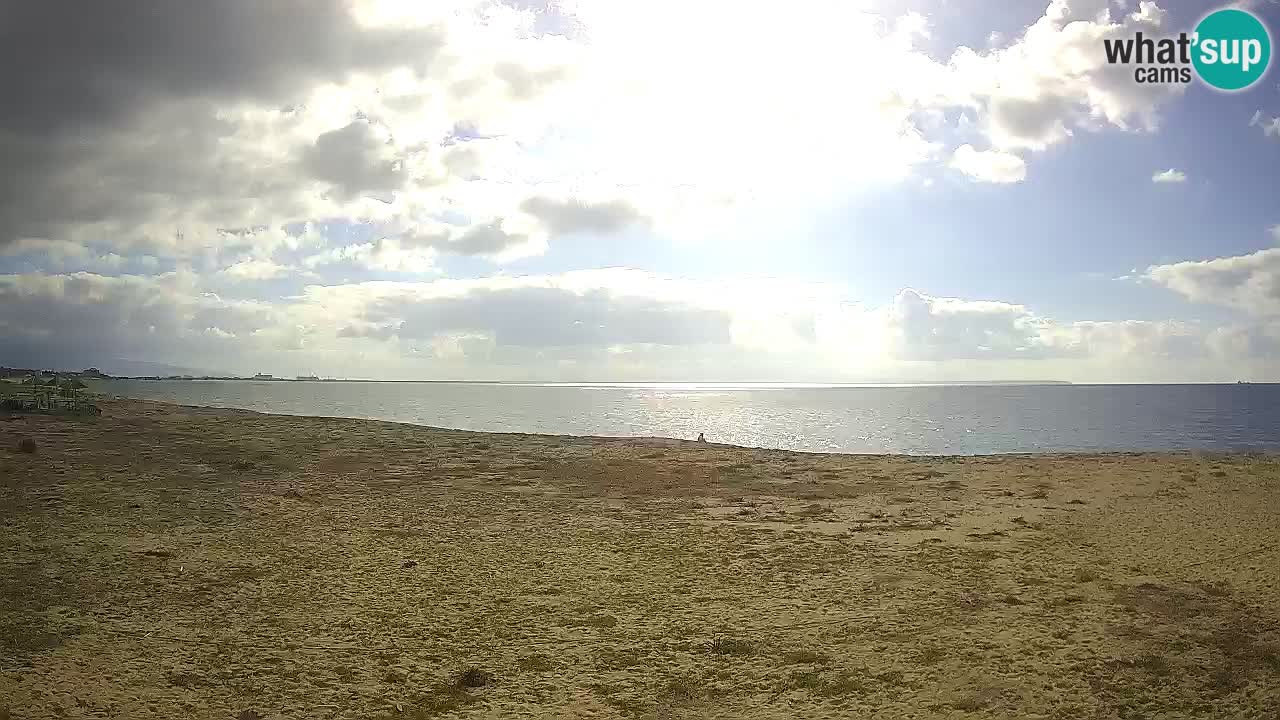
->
{"left": 95, "top": 380, "right": 1280, "bottom": 455}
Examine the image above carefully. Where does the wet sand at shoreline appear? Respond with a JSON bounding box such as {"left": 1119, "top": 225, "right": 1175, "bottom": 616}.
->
{"left": 2, "top": 399, "right": 1278, "bottom": 719}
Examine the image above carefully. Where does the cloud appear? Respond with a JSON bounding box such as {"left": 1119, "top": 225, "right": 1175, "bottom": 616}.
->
{"left": 985, "top": 94, "right": 1074, "bottom": 151}
{"left": 398, "top": 218, "right": 539, "bottom": 259}
{"left": 0, "top": 0, "right": 1193, "bottom": 258}
{"left": 1145, "top": 247, "right": 1280, "bottom": 315}
{"left": 1206, "top": 322, "right": 1280, "bottom": 362}
{"left": 3, "top": 265, "right": 1274, "bottom": 381}
{"left": 304, "top": 238, "right": 438, "bottom": 274}
{"left": 302, "top": 213, "right": 558, "bottom": 273}
{"left": 304, "top": 269, "right": 856, "bottom": 369}
{"left": 519, "top": 197, "right": 645, "bottom": 236}
{"left": 1250, "top": 110, "right": 1280, "bottom": 138}
{"left": 450, "top": 221, "right": 533, "bottom": 256}
{"left": 0, "top": 237, "right": 93, "bottom": 262}
{"left": 949, "top": 145, "right": 1027, "bottom": 183}
{"left": 941, "top": 0, "right": 1184, "bottom": 153}
{"left": 345, "top": 285, "right": 732, "bottom": 348}
{"left": 0, "top": 271, "right": 282, "bottom": 369}
{"left": 878, "top": 288, "right": 1231, "bottom": 369}
{"left": 1151, "top": 168, "right": 1187, "bottom": 184}
{"left": 493, "top": 62, "right": 569, "bottom": 101}
{"left": 888, "top": 289, "right": 1057, "bottom": 360}
{"left": 0, "top": 1, "right": 443, "bottom": 138}
{"left": 0, "top": 0, "right": 572, "bottom": 260}
{"left": 0, "top": 99, "right": 358, "bottom": 257}
{"left": 301, "top": 120, "right": 409, "bottom": 201}
{"left": 220, "top": 258, "right": 297, "bottom": 280}
{"left": 1, "top": 1, "right": 1269, "bottom": 382}
{"left": 1042, "top": 319, "right": 1208, "bottom": 360}
{"left": 309, "top": 278, "right": 1270, "bottom": 380}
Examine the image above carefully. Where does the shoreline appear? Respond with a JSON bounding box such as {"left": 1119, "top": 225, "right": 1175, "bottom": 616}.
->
{"left": 3, "top": 399, "right": 1278, "bottom": 718}
{"left": 91, "top": 395, "right": 1280, "bottom": 458}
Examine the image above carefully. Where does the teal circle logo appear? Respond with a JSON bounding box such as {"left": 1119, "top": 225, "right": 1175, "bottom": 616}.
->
{"left": 1193, "top": 8, "right": 1271, "bottom": 91}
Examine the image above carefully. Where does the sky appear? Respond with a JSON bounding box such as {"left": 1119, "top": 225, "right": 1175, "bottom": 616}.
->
{"left": 1, "top": 0, "right": 1279, "bottom": 382}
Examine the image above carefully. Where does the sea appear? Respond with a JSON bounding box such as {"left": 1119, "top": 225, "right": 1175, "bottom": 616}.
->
{"left": 93, "top": 380, "right": 1280, "bottom": 455}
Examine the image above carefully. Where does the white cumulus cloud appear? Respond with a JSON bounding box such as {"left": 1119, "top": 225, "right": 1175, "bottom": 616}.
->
{"left": 950, "top": 145, "right": 1027, "bottom": 183}
{"left": 1145, "top": 247, "right": 1280, "bottom": 316}
{"left": 1151, "top": 168, "right": 1187, "bottom": 183}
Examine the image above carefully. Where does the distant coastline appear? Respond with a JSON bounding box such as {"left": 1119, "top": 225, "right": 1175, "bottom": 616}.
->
{"left": 7, "top": 365, "right": 1280, "bottom": 386}
{"left": 97, "top": 377, "right": 1078, "bottom": 386}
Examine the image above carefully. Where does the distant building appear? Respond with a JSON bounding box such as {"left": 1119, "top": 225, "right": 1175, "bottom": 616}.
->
{"left": 253, "top": 373, "right": 274, "bottom": 380}
{"left": 296, "top": 374, "right": 320, "bottom": 381}
{"left": 81, "top": 367, "right": 105, "bottom": 377}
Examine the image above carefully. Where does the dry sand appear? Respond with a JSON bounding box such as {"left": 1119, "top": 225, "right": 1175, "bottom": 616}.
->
{"left": 2, "top": 399, "right": 1278, "bottom": 719}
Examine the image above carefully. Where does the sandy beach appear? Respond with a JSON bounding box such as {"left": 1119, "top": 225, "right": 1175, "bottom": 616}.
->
{"left": 2, "top": 399, "right": 1278, "bottom": 719}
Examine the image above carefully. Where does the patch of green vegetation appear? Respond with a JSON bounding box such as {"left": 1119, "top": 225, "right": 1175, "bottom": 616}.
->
{"left": 709, "top": 635, "right": 754, "bottom": 656}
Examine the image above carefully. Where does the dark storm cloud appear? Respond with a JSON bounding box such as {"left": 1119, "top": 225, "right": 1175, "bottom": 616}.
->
{"left": 0, "top": 101, "right": 313, "bottom": 250}
{"left": 0, "top": 271, "right": 275, "bottom": 369}
{"left": 343, "top": 286, "right": 732, "bottom": 347}
{"left": 0, "top": 1, "right": 442, "bottom": 137}
{"left": 0, "top": 1, "right": 443, "bottom": 248}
